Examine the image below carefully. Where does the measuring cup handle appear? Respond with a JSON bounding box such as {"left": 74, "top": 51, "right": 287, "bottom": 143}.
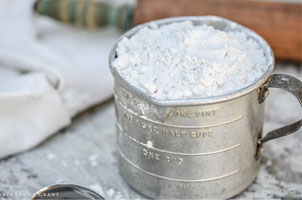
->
{"left": 255, "top": 74, "right": 302, "bottom": 159}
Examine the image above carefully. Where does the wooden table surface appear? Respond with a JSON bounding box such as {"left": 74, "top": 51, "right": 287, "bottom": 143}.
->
{"left": 0, "top": 63, "right": 301, "bottom": 200}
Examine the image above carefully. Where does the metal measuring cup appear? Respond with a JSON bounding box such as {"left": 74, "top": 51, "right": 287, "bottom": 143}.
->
{"left": 109, "top": 16, "right": 302, "bottom": 199}
{"left": 30, "top": 184, "right": 104, "bottom": 200}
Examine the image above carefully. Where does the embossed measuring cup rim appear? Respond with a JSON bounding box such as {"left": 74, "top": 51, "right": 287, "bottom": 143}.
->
{"left": 109, "top": 16, "right": 275, "bottom": 106}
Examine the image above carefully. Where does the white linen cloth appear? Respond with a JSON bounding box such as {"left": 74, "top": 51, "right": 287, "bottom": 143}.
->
{"left": 0, "top": 0, "right": 120, "bottom": 159}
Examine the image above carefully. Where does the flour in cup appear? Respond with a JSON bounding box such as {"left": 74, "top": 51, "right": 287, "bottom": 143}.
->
{"left": 112, "top": 21, "right": 268, "bottom": 100}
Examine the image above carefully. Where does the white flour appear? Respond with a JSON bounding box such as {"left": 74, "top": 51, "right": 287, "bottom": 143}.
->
{"left": 112, "top": 21, "right": 268, "bottom": 100}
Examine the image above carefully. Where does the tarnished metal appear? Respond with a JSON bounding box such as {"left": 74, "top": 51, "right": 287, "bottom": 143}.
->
{"left": 255, "top": 74, "right": 302, "bottom": 159}
{"left": 258, "top": 76, "right": 272, "bottom": 104}
{"left": 30, "top": 184, "right": 104, "bottom": 200}
{"left": 109, "top": 16, "right": 302, "bottom": 199}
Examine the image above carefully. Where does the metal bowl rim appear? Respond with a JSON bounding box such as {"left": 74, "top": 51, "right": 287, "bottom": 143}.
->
{"left": 30, "top": 183, "right": 103, "bottom": 200}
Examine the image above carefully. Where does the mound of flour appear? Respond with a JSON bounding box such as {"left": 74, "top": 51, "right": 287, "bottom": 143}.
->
{"left": 112, "top": 21, "right": 267, "bottom": 100}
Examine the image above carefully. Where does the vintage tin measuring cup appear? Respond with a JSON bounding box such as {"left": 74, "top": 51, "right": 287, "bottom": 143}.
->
{"left": 109, "top": 16, "right": 302, "bottom": 199}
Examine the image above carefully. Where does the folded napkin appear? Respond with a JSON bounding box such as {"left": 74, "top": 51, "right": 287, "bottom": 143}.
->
{"left": 0, "top": 0, "right": 120, "bottom": 159}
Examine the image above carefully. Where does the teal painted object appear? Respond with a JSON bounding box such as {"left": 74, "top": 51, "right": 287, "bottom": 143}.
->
{"left": 34, "top": 0, "right": 133, "bottom": 31}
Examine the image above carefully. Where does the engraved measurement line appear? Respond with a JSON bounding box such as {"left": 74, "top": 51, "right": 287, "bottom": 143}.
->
{"left": 117, "top": 123, "right": 241, "bottom": 156}
{"left": 115, "top": 98, "right": 243, "bottom": 129}
{"left": 117, "top": 147, "right": 240, "bottom": 183}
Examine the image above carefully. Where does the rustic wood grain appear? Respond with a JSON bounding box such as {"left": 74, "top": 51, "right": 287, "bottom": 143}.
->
{"left": 134, "top": 0, "right": 302, "bottom": 62}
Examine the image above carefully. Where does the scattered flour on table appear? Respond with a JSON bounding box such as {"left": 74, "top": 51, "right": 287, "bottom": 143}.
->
{"left": 89, "top": 184, "right": 124, "bottom": 200}
{"left": 112, "top": 21, "right": 268, "bottom": 100}
{"left": 89, "top": 154, "right": 98, "bottom": 167}
{"left": 47, "top": 153, "right": 56, "bottom": 160}
{"left": 56, "top": 179, "right": 64, "bottom": 183}
{"left": 61, "top": 161, "right": 68, "bottom": 168}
